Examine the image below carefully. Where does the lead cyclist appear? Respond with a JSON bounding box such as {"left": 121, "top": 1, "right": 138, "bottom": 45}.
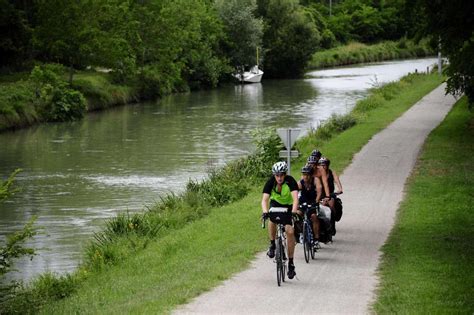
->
{"left": 261, "top": 161, "right": 299, "bottom": 279}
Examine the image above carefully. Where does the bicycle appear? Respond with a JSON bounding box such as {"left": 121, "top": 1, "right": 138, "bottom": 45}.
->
{"left": 299, "top": 202, "right": 318, "bottom": 263}
{"left": 262, "top": 208, "right": 289, "bottom": 287}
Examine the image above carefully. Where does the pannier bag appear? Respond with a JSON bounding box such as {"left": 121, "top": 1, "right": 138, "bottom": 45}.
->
{"left": 334, "top": 198, "right": 343, "bottom": 222}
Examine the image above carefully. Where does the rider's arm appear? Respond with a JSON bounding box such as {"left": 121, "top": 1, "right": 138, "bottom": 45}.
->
{"left": 297, "top": 180, "right": 303, "bottom": 190}
{"left": 291, "top": 190, "right": 299, "bottom": 213}
{"left": 315, "top": 176, "right": 322, "bottom": 203}
{"left": 319, "top": 166, "right": 331, "bottom": 198}
{"left": 261, "top": 193, "right": 270, "bottom": 213}
{"left": 333, "top": 170, "right": 343, "bottom": 194}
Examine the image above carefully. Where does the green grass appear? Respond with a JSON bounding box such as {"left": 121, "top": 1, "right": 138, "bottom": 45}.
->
{"left": 0, "top": 71, "right": 138, "bottom": 131}
{"left": 373, "top": 96, "right": 474, "bottom": 314}
{"left": 309, "top": 39, "right": 434, "bottom": 69}
{"left": 20, "top": 74, "right": 445, "bottom": 314}
{"left": 72, "top": 72, "right": 138, "bottom": 111}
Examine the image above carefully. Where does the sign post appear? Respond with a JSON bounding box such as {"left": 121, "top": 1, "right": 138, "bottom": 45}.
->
{"left": 277, "top": 128, "right": 301, "bottom": 175}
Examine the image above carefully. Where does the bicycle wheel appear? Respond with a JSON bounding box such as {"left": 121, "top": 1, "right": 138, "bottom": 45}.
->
{"left": 280, "top": 239, "right": 286, "bottom": 283}
{"left": 303, "top": 222, "right": 310, "bottom": 263}
{"left": 310, "top": 239, "right": 316, "bottom": 259}
{"left": 276, "top": 238, "right": 282, "bottom": 286}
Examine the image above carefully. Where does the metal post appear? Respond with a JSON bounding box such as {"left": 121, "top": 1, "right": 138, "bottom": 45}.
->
{"left": 329, "top": 0, "right": 332, "bottom": 17}
{"left": 438, "top": 37, "right": 442, "bottom": 75}
{"left": 287, "top": 129, "right": 291, "bottom": 175}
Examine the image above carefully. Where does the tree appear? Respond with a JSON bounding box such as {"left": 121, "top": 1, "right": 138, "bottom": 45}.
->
{"left": 421, "top": 0, "right": 474, "bottom": 107}
{"left": 0, "top": 0, "right": 32, "bottom": 70}
{"left": 215, "top": 0, "right": 264, "bottom": 70}
{"left": 258, "top": 0, "right": 321, "bottom": 78}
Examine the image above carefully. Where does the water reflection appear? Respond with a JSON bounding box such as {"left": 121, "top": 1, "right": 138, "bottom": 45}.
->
{"left": 0, "top": 58, "right": 437, "bottom": 282}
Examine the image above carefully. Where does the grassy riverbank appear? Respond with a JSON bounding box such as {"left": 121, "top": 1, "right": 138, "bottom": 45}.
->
{"left": 373, "top": 96, "right": 474, "bottom": 314}
{"left": 0, "top": 72, "right": 445, "bottom": 313}
{"left": 309, "top": 39, "right": 435, "bottom": 70}
{"left": 0, "top": 70, "right": 140, "bottom": 132}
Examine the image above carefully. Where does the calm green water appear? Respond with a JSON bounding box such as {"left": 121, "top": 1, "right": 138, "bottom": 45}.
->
{"left": 0, "top": 58, "right": 437, "bottom": 281}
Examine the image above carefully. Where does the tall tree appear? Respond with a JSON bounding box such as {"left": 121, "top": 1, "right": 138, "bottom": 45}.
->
{"left": 34, "top": 0, "right": 99, "bottom": 82}
{"left": 0, "top": 0, "right": 32, "bottom": 70}
{"left": 421, "top": 0, "right": 474, "bottom": 106}
{"left": 258, "top": 0, "right": 321, "bottom": 78}
{"left": 215, "top": 0, "right": 264, "bottom": 70}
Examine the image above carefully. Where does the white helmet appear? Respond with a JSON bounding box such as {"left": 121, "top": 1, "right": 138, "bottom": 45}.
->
{"left": 272, "top": 161, "right": 288, "bottom": 174}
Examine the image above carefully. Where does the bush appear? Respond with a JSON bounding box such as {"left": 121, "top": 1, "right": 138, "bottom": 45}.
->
{"left": 29, "top": 64, "right": 87, "bottom": 122}
{"left": 137, "top": 64, "right": 181, "bottom": 99}
{"left": 41, "top": 87, "right": 86, "bottom": 122}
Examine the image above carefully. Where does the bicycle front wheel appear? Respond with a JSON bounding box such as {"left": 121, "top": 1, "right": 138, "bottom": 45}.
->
{"left": 275, "top": 238, "right": 282, "bottom": 286}
{"left": 303, "top": 222, "right": 310, "bottom": 263}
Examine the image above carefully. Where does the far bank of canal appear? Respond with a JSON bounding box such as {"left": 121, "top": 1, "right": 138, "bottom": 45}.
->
{"left": 0, "top": 58, "right": 437, "bottom": 282}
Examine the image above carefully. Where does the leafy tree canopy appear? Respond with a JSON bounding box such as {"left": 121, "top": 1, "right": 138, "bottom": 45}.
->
{"left": 421, "top": 0, "right": 474, "bottom": 107}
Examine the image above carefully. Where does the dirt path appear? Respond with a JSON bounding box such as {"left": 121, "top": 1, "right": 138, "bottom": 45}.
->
{"left": 174, "top": 84, "right": 457, "bottom": 314}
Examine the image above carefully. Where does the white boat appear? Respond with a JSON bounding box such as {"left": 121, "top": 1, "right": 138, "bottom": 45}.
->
{"left": 234, "top": 65, "right": 264, "bottom": 83}
{"left": 234, "top": 47, "right": 264, "bottom": 83}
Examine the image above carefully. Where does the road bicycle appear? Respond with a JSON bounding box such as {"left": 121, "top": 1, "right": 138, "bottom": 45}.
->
{"left": 262, "top": 208, "right": 289, "bottom": 287}
{"left": 299, "top": 202, "right": 318, "bottom": 263}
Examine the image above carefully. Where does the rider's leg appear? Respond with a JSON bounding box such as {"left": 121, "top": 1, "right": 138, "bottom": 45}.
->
{"left": 285, "top": 224, "right": 296, "bottom": 258}
{"left": 268, "top": 221, "right": 276, "bottom": 241}
{"left": 311, "top": 213, "right": 319, "bottom": 239}
{"left": 286, "top": 224, "right": 297, "bottom": 279}
{"left": 328, "top": 198, "right": 337, "bottom": 234}
{"left": 266, "top": 221, "right": 277, "bottom": 258}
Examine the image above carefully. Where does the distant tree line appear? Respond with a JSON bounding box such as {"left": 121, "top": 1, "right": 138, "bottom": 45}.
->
{"left": 1, "top": 0, "right": 469, "bottom": 104}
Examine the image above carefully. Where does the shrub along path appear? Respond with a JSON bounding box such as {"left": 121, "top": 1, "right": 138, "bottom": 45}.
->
{"left": 175, "top": 84, "right": 457, "bottom": 314}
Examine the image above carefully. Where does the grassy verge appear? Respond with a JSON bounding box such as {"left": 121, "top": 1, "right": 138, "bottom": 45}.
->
{"left": 1, "top": 73, "right": 444, "bottom": 314}
{"left": 373, "top": 97, "right": 474, "bottom": 314}
{"left": 0, "top": 70, "right": 139, "bottom": 132}
{"left": 309, "top": 39, "right": 434, "bottom": 69}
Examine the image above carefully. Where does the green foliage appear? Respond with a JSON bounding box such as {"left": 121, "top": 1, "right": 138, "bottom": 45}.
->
{"left": 0, "top": 80, "right": 37, "bottom": 129}
{"left": 29, "top": 65, "right": 87, "bottom": 122}
{"left": 258, "top": 0, "right": 321, "bottom": 78}
{"left": 421, "top": 0, "right": 474, "bottom": 107}
{"left": 1, "top": 272, "right": 79, "bottom": 314}
{"left": 0, "top": 220, "right": 35, "bottom": 274}
{"left": 216, "top": 0, "right": 263, "bottom": 70}
{"left": 0, "top": 0, "right": 32, "bottom": 70}
{"left": 72, "top": 73, "right": 136, "bottom": 110}
{"left": 0, "top": 169, "right": 21, "bottom": 202}
{"left": 309, "top": 39, "right": 435, "bottom": 69}
{"left": 41, "top": 87, "right": 87, "bottom": 122}
{"left": 0, "top": 170, "right": 38, "bottom": 311}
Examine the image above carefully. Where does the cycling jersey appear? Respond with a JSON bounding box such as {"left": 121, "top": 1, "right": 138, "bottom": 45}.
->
{"left": 263, "top": 175, "right": 298, "bottom": 206}
{"left": 299, "top": 179, "right": 316, "bottom": 204}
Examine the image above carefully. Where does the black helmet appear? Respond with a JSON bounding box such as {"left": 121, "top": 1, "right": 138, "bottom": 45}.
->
{"left": 307, "top": 155, "right": 318, "bottom": 164}
{"left": 311, "top": 149, "right": 322, "bottom": 159}
{"left": 317, "top": 156, "right": 329, "bottom": 166}
{"left": 301, "top": 165, "right": 312, "bottom": 174}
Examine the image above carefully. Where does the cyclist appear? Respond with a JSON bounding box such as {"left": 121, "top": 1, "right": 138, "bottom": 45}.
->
{"left": 307, "top": 154, "right": 331, "bottom": 202}
{"left": 297, "top": 165, "right": 320, "bottom": 247}
{"left": 318, "top": 157, "right": 343, "bottom": 235}
{"left": 261, "top": 161, "right": 299, "bottom": 279}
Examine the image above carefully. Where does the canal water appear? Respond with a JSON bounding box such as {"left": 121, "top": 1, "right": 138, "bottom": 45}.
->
{"left": 0, "top": 58, "right": 437, "bottom": 282}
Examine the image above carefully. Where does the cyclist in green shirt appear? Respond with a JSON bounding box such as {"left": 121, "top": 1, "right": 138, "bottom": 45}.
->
{"left": 261, "top": 161, "right": 299, "bottom": 279}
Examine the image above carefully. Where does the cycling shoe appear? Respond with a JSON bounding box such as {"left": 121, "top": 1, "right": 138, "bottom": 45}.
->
{"left": 267, "top": 246, "right": 275, "bottom": 259}
{"left": 287, "top": 264, "right": 296, "bottom": 279}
